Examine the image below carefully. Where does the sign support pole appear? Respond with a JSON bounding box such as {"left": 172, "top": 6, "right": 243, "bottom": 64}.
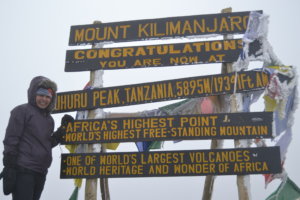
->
{"left": 202, "top": 7, "right": 252, "bottom": 200}
{"left": 201, "top": 138, "right": 219, "bottom": 200}
{"left": 201, "top": 7, "right": 233, "bottom": 200}
{"left": 85, "top": 71, "right": 100, "bottom": 200}
{"left": 84, "top": 21, "right": 110, "bottom": 200}
{"left": 100, "top": 145, "right": 110, "bottom": 200}
{"left": 201, "top": 98, "right": 223, "bottom": 200}
{"left": 220, "top": 8, "right": 251, "bottom": 200}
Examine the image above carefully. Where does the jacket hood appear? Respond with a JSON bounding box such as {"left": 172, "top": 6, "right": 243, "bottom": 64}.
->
{"left": 28, "top": 76, "right": 57, "bottom": 113}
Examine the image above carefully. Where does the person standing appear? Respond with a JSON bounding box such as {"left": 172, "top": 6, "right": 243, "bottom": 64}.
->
{"left": 0, "top": 76, "right": 73, "bottom": 200}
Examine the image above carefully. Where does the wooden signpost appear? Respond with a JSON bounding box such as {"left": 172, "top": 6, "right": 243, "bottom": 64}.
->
{"left": 58, "top": 9, "right": 281, "bottom": 200}
{"left": 61, "top": 112, "right": 274, "bottom": 144}
{"left": 54, "top": 70, "right": 269, "bottom": 113}
{"left": 68, "top": 11, "right": 261, "bottom": 45}
{"left": 65, "top": 39, "right": 261, "bottom": 72}
{"left": 60, "top": 147, "right": 281, "bottom": 178}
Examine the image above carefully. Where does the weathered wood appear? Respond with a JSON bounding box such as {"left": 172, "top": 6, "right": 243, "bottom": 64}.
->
{"left": 201, "top": 139, "right": 218, "bottom": 200}
{"left": 84, "top": 71, "right": 99, "bottom": 200}
{"left": 220, "top": 8, "right": 251, "bottom": 200}
{"left": 201, "top": 7, "right": 232, "bottom": 200}
{"left": 224, "top": 44, "right": 251, "bottom": 200}
{"left": 100, "top": 146, "right": 110, "bottom": 200}
{"left": 85, "top": 20, "right": 111, "bottom": 200}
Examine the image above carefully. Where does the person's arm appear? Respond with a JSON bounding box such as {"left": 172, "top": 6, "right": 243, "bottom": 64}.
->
{"left": 3, "top": 107, "right": 26, "bottom": 158}
{"left": 1, "top": 107, "right": 25, "bottom": 195}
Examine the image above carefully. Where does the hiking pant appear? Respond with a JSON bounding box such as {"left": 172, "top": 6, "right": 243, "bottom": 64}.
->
{"left": 12, "top": 167, "right": 46, "bottom": 200}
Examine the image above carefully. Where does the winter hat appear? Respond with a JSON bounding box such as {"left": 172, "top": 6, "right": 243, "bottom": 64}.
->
{"left": 36, "top": 87, "right": 53, "bottom": 98}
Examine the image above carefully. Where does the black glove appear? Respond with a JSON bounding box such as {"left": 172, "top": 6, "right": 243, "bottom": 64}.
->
{"left": 53, "top": 114, "right": 74, "bottom": 143}
{"left": 61, "top": 114, "right": 74, "bottom": 127}
{"left": 1, "top": 154, "right": 17, "bottom": 195}
{"left": 52, "top": 127, "right": 65, "bottom": 144}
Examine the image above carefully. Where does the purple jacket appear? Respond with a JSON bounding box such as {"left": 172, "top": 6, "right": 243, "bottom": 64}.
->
{"left": 3, "top": 76, "right": 57, "bottom": 174}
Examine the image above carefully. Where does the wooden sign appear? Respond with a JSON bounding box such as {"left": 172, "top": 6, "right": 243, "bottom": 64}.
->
{"left": 60, "top": 147, "right": 281, "bottom": 178}
{"left": 61, "top": 112, "right": 273, "bottom": 144}
{"left": 65, "top": 39, "right": 262, "bottom": 72}
{"left": 69, "top": 11, "right": 262, "bottom": 45}
{"left": 53, "top": 70, "right": 269, "bottom": 113}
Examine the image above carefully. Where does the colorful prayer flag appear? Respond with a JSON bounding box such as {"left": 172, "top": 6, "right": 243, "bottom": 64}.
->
{"left": 265, "top": 177, "right": 300, "bottom": 200}
{"left": 69, "top": 187, "right": 79, "bottom": 200}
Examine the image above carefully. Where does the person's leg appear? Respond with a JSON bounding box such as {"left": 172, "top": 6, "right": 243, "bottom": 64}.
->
{"left": 32, "top": 174, "right": 46, "bottom": 200}
{"left": 12, "top": 172, "right": 35, "bottom": 200}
